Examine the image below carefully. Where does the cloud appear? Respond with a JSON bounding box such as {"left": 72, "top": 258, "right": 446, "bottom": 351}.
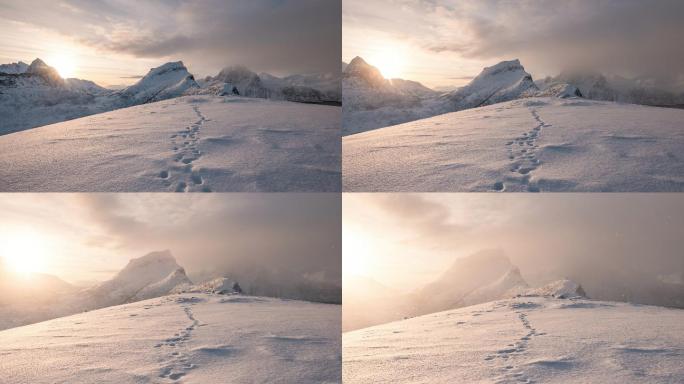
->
{"left": 344, "top": 0, "right": 684, "bottom": 86}
{"left": 0, "top": 0, "right": 341, "bottom": 75}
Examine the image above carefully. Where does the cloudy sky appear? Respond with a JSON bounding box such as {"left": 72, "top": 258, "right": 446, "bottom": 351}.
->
{"left": 344, "top": 194, "right": 684, "bottom": 290}
{"left": 343, "top": 0, "right": 684, "bottom": 89}
{"left": 0, "top": 0, "right": 340, "bottom": 87}
{"left": 0, "top": 194, "right": 340, "bottom": 287}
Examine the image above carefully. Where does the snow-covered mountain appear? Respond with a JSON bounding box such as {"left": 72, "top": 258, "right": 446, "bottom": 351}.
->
{"left": 410, "top": 250, "right": 528, "bottom": 316}
{"left": 342, "top": 57, "right": 541, "bottom": 135}
{"left": 131, "top": 266, "right": 193, "bottom": 301}
{"left": 539, "top": 71, "right": 684, "bottom": 106}
{"left": 84, "top": 250, "right": 186, "bottom": 308}
{"left": 260, "top": 71, "right": 342, "bottom": 104}
{"left": 343, "top": 57, "right": 684, "bottom": 135}
{"left": 0, "top": 58, "right": 341, "bottom": 135}
{"left": 0, "top": 59, "right": 201, "bottom": 134}
{"left": 0, "top": 293, "right": 341, "bottom": 383}
{"left": 344, "top": 295, "right": 684, "bottom": 383}
{"left": 0, "top": 250, "right": 251, "bottom": 331}
{"left": 441, "top": 59, "right": 538, "bottom": 110}
{"left": 342, "top": 56, "right": 427, "bottom": 111}
{"left": 209, "top": 65, "right": 270, "bottom": 98}
{"left": 117, "top": 61, "right": 199, "bottom": 105}
{"left": 344, "top": 97, "right": 684, "bottom": 192}
{"left": 0, "top": 60, "right": 29, "bottom": 74}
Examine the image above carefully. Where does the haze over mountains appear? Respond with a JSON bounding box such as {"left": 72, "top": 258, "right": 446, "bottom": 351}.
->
{"left": 0, "top": 250, "right": 340, "bottom": 331}
{"left": 344, "top": 250, "right": 684, "bottom": 331}
{"left": 342, "top": 56, "right": 684, "bottom": 135}
{"left": 0, "top": 58, "right": 341, "bottom": 135}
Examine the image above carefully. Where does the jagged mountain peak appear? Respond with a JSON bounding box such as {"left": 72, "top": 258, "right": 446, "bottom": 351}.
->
{"left": 24, "top": 58, "right": 64, "bottom": 87}
{"left": 443, "top": 59, "right": 537, "bottom": 109}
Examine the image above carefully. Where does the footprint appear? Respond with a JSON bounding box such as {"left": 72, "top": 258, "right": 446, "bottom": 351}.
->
{"left": 493, "top": 181, "right": 505, "bottom": 191}
{"left": 175, "top": 182, "right": 187, "bottom": 192}
{"left": 159, "top": 170, "right": 169, "bottom": 179}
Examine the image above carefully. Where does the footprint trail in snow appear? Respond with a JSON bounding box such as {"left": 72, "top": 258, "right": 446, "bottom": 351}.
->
{"left": 162, "top": 104, "right": 211, "bottom": 192}
{"left": 497, "top": 108, "right": 551, "bottom": 192}
{"left": 483, "top": 303, "right": 546, "bottom": 384}
{"left": 155, "top": 298, "right": 201, "bottom": 381}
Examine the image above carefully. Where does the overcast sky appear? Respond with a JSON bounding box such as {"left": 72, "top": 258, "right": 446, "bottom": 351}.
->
{"left": 0, "top": 194, "right": 340, "bottom": 287}
{"left": 343, "top": 0, "right": 684, "bottom": 89}
{"left": 0, "top": 0, "right": 341, "bottom": 86}
{"left": 344, "top": 194, "right": 684, "bottom": 290}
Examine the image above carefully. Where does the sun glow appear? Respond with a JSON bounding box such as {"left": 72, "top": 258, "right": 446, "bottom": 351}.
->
{"left": 0, "top": 229, "right": 50, "bottom": 275}
{"left": 48, "top": 54, "right": 77, "bottom": 79}
{"left": 343, "top": 226, "right": 374, "bottom": 279}
{"left": 367, "top": 45, "right": 407, "bottom": 79}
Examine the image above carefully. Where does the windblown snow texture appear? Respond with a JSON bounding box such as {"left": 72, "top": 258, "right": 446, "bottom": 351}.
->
{"left": 343, "top": 97, "right": 684, "bottom": 192}
{"left": 344, "top": 296, "right": 684, "bottom": 384}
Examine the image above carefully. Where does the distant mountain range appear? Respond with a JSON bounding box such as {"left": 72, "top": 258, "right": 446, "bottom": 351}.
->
{"left": 342, "top": 56, "right": 684, "bottom": 134}
{"left": 344, "top": 249, "right": 684, "bottom": 331}
{"left": 0, "top": 58, "right": 340, "bottom": 134}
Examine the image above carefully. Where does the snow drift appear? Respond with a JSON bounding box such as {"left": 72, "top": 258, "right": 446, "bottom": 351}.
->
{"left": 343, "top": 97, "right": 684, "bottom": 192}
{"left": 344, "top": 296, "right": 684, "bottom": 384}
{"left": 0, "top": 293, "right": 341, "bottom": 383}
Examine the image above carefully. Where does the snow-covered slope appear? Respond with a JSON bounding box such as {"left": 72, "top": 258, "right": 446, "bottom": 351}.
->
{"left": 0, "top": 95, "right": 341, "bottom": 192}
{"left": 85, "top": 250, "right": 183, "bottom": 308}
{"left": 133, "top": 267, "right": 193, "bottom": 301}
{"left": 343, "top": 97, "right": 684, "bottom": 192}
{"left": 118, "top": 61, "right": 199, "bottom": 105}
{"left": 0, "top": 293, "right": 341, "bottom": 383}
{"left": 441, "top": 59, "right": 537, "bottom": 110}
{"left": 344, "top": 296, "right": 684, "bottom": 383}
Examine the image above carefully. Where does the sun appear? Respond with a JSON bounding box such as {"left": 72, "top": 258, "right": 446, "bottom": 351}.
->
{"left": 0, "top": 229, "right": 49, "bottom": 276}
{"left": 343, "top": 226, "right": 373, "bottom": 278}
{"left": 367, "top": 46, "right": 407, "bottom": 79}
{"left": 47, "top": 54, "right": 77, "bottom": 79}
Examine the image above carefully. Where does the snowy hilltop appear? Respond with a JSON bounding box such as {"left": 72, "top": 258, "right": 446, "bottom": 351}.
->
{"left": 343, "top": 96, "right": 684, "bottom": 192}
{"left": 344, "top": 295, "right": 684, "bottom": 384}
{"left": 0, "top": 293, "right": 341, "bottom": 383}
{"left": 0, "top": 95, "right": 340, "bottom": 192}
{"left": 0, "top": 58, "right": 341, "bottom": 135}
{"left": 342, "top": 56, "right": 684, "bottom": 135}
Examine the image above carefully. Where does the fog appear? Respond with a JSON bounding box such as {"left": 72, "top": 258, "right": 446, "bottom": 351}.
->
{"left": 343, "top": 194, "right": 684, "bottom": 330}
{"left": 0, "top": 193, "right": 341, "bottom": 293}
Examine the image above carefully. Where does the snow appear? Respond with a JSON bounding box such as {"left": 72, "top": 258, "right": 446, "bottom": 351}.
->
{"left": 343, "top": 97, "right": 684, "bottom": 192}
{"left": 0, "top": 293, "right": 341, "bottom": 383}
{"left": 0, "top": 61, "right": 29, "bottom": 74}
{"left": 522, "top": 279, "right": 586, "bottom": 299}
{"left": 342, "top": 58, "right": 537, "bottom": 135}
{"left": 118, "top": 61, "right": 199, "bottom": 105}
{"left": 0, "top": 95, "right": 341, "bottom": 192}
{"left": 134, "top": 268, "right": 193, "bottom": 301}
{"left": 441, "top": 59, "right": 537, "bottom": 110}
{"left": 343, "top": 296, "right": 684, "bottom": 383}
